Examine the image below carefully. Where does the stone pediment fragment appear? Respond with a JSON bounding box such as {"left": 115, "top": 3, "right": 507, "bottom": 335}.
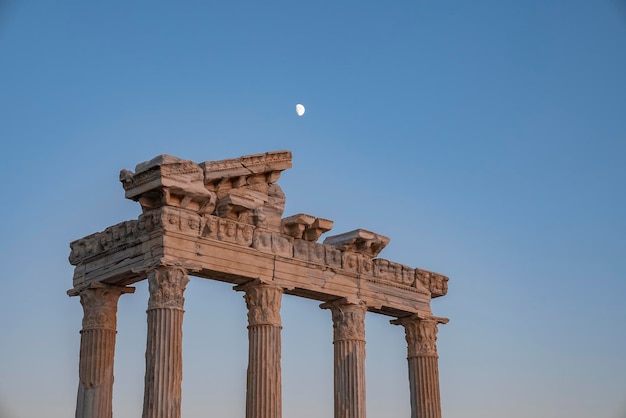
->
{"left": 282, "top": 213, "right": 334, "bottom": 242}
{"left": 120, "top": 154, "right": 216, "bottom": 214}
{"left": 201, "top": 150, "right": 292, "bottom": 186}
{"left": 119, "top": 151, "right": 293, "bottom": 232}
{"left": 200, "top": 151, "right": 292, "bottom": 231}
{"left": 323, "top": 229, "right": 390, "bottom": 258}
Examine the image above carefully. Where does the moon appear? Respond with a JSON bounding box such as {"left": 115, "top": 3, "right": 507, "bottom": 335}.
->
{"left": 295, "top": 104, "right": 305, "bottom": 116}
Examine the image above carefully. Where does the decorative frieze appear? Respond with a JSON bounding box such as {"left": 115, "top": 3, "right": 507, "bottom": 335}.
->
{"left": 69, "top": 220, "right": 146, "bottom": 265}
{"left": 416, "top": 269, "right": 449, "bottom": 298}
{"left": 293, "top": 240, "right": 343, "bottom": 268}
{"left": 252, "top": 231, "right": 293, "bottom": 258}
{"left": 69, "top": 210, "right": 446, "bottom": 305}
{"left": 373, "top": 259, "right": 415, "bottom": 287}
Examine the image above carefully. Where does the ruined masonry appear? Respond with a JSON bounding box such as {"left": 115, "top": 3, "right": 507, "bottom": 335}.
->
{"left": 67, "top": 150, "right": 449, "bottom": 418}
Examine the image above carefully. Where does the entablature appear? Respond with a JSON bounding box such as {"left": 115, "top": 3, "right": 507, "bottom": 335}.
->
{"left": 69, "top": 151, "right": 449, "bottom": 317}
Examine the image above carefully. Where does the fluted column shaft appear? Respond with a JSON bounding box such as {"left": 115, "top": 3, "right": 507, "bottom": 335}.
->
{"left": 236, "top": 281, "right": 284, "bottom": 418}
{"left": 393, "top": 315, "right": 448, "bottom": 418}
{"left": 142, "top": 267, "right": 189, "bottom": 418}
{"left": 321, "top": 300, "right": 367, "bottom": 418}
{"left": 70, "top": 284, "right": 134, "bottom": 418}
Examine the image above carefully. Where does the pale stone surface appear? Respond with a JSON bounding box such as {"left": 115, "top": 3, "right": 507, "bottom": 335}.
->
{"left": 68, "top": 150, "right": 450, "bottom": 418}
{"left": 142, "top": 267, "right": 189, "bottom": 418}
{"left": 120, "top": 155, "right": 216, "bottom": 214}
{"left": 68, "top": 207, "right": 439, "bottom": 315}
{"left": 323, "top": 229, "right": 390, "bottom": 258}
{"left": 392, "top": 315, "right": 449, "bottom": 418}
{"left": 282, "top": 213, "right": 334, "bottom": 242}
{"left": 321, "top": 299, "right": 368, "bottom": 418}
{"left": 68, "top": 283, "right": 134, "bottom": 418}
{"left": 236, "top": 281, "right": 283, "bottom": 418}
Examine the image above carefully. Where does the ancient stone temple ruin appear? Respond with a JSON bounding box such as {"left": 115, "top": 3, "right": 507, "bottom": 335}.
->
{"left": 67, "top": 150, "right": 449, "bottom": 418}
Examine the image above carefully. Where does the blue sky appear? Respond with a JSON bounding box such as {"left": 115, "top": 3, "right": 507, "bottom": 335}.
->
{"left": 1, "top": 1, "right": 625, "bottom": 417}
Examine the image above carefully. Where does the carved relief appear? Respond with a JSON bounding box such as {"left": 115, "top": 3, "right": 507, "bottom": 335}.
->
{"left": 325, "top": 245, "right": 342, "bottom": 268}
{"left": 322, "top": 300, "right": 367, "bottom": 341}
{"left": 138, "top": 210, "right": 161, "bottom": 232}
{"left": 272, "top": 234, "right": 292, "bottom": 257}
{"left": 416, "top": 269, "right": 449, "bottom": 298}
{"left": 252, "top": 231, "right": 273, "bottom": 253}
{"left": 201, "top": 215, "right": 219, "bottom": 239}
{"left": 252, "top": 231, "right": 293, "bottom": 257}
{"left": 218, "top": 218, "right": 238, "bottom": 242}
{"left": 69, "top": 220, "right": 149, "bottom": 265}
{"left": 292, "top": 240, "right": 343, "bottom": 270}
{"left": 147, "top": 267, "right": 189, "bottom": 310}
{"left": 400, "top": 265, "right": 415, "bottom": 287}
{"left": 311, "top": 242, "right": 326, "bottom": 265}
{"left": 343, "top": 253, "right": 359, "bottom": 273}
{"left": 293, "top": 239, "right": 311, "bottom": 262}
{"left": 373, "top": 259, "right": 417, "bottom": 288}
{"left": 358, "top": 255, "right": 373, "bottom": 275}
{"left": 239, "top": 224, "right": 254, "bottom": 246}
{"left": 240, "top": 283, "right": 283, "bottom": 326}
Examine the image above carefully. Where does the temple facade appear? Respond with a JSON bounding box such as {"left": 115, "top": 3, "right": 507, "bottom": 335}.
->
{"left": 67, "top": 151, "right": 449, "bottom": 418}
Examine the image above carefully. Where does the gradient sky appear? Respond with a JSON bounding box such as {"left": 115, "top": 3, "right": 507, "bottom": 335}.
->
{"left": 1, "top": 1, "right": 625, "bottom": 417}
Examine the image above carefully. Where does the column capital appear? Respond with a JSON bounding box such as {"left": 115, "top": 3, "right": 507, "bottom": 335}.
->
{"left": 392, "top": 314, "right": 448, "bottom": 357}
{"left": 68, "top": 283, "right": 135, "bottom": 331}
{"left": 321, "top": 299, "right": 368, "bottom": 342}
{"left": 235, "top": 280, "right": 283, "bottom": 327}
{"left": 147, "top": 266, "right": 189, "bottom": 310}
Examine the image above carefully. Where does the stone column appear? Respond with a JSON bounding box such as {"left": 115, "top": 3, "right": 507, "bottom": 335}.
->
{"left": 392, "top": 315, "right": 448, "bottom": 418}
{"left": 321, "top": 299, "right": 368, "bottom": 418}
{"left": 142, "top": 267, "right": 190, "bottom": 418}
{"left": 236, "top": 281, "right": 284, "bottom": 418}
{"left": 69, "top": 284, "right": 135, "bottom": 418}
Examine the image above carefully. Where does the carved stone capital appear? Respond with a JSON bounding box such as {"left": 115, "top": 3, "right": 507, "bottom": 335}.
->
{"left": 321, "top": 299, "right": 367, "bottom": 341}
{"left": 236, "top": 281, "right": 283, "bottom": 327}
{"left": 147, "top": 267, "right": 190, "bottom": 310}
{"left": 68, "top": 284, "right": 135, "bottom": 331}
{"left": 392, "top": 315, "right": 448, "bottom": 357}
